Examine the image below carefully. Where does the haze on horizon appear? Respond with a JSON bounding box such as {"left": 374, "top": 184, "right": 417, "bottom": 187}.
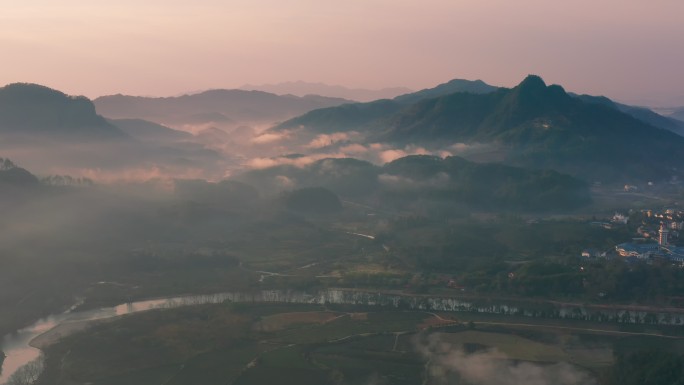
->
{"left": 1, "top": 0, "right": 683, "bottom": 106}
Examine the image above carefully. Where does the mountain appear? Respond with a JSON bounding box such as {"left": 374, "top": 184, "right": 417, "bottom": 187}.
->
{"left": 93, "top": 90, "right": 352, "bottom": 128}
{"left": 235, "top": 155, "right": 590, "bottom": 212}
{"left": 374, "top": 75, "right": 661, "bottom": 142}
{"left": 237, "top": 157, "right": 379, "bottom": 199}
{"left": 276, "top": 77, "right": 683, "bottom": 140}
{"left": 276, "top": 79, "right": 500, "bottom": 133}
{"left": 618, "top": 105, "right": 684, "bottom": 135}
{"left": 277, "top": 99, "right": 405, "bottom": 134}
{"left": 108, "top": 118, "right": 192, "bottom": 143}
{"left": 0, "top": 84, "right": 229, "bottom": 179}
{"left": 378, "top": 76, "right": 684, "bottom": 181}
{"left": 574, "top": 94, "right": 684, "bottom": 136}
{"left": 393, "top": 79, "right": 498, "bottom": 104}
{"left": 279, "top": 75, "right": 684, "bottom": 182}
{"left": 0, "top": 83, "right": 126, "bottom": 140}
{"left": 381, "top": 155, "right": 591, "bottom": 211}
{"left": 240, "top": 81, "right": 412, "bottom": 102}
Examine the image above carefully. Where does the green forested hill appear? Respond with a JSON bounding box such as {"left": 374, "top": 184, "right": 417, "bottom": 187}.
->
{"left": 236, "top": 155, "right": 590, "bottom": 212}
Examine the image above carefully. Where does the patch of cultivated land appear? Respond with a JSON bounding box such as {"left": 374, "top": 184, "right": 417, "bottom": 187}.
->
{"left": 252, "top": 311, "right": 342, "bottom": 332}
{"left": 35, "top": 303, "right": 684, "bottom": 385}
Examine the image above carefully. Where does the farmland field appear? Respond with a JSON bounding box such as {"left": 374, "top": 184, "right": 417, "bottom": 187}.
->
{"left": 36, "top": 302, "right": 684, "bottom": 385}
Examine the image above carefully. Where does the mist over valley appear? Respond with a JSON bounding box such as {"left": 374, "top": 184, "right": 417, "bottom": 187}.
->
{"left": 2, "top": 72, "right": 684, "bottom": 385}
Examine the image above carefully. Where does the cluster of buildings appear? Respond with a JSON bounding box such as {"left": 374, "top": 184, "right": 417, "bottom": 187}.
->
{"left": 643, "top": 208, "right": 684, "bottom": 228}
{"left": 589, "top": 212, "right": 629, "bottom": 230}
{"left": 615, "top": 222, "right": 684, "bottom": 264}
{"left": 583, "top": 209, "right": 684, "bottom": 265}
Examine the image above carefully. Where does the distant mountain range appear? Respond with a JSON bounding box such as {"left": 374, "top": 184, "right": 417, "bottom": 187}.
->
{"left": 276, "top": 75, "right": 684, "bottom": 182}
{"left": 3, "top": 78, "right": 684, "bottom": 184}
{"left": 239, "top": 81, "right": 412, "bottom": 102}
{"left": 93, "top": 90, "right": 352, "bottom": 128}
{"left": 0, "top": 83, "right": 228, "bottom": 178}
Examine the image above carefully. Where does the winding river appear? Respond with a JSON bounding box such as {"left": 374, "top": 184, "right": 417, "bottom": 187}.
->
{"left": 3, "top": 289, "right": 684, "bottom": 384}
{"left": 0, "top": 294, "right": 240, "bottom": 384}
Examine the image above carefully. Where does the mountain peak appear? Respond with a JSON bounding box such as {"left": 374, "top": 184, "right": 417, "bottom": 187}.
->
{"left": 503, "top": 75, "right": 572, "bottom": 110}
{"left": 517, "top": 75, "right": 547, "bottom": 92}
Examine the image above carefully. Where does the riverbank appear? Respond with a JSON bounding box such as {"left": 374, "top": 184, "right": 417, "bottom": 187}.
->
{"left": 33, "top": 299, "right": 684, "bottom": 385}
{"left": 28, "top": 319, "right": 102, "bottom": 350}
{"left": 64, "top": 284, "right": 684, "bottom": 321}
{"left": 5, "top": 287, "right": 684, "bottom": 384}
{"left": 35, "top": 303, "right": 608, "bottom": 385}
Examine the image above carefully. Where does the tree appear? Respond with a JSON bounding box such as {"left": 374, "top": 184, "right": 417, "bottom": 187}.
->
{"left": 6, "top": 356, "right": 44, "bottom": 385}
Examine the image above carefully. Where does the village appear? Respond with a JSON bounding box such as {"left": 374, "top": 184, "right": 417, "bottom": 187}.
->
{"left": 585, "top": 208, "right": 684, "bottom": 265}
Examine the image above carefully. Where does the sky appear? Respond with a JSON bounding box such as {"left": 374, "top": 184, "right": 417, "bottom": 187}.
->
{"left": 1, "top": 0, "right": 683, "bottom": 106}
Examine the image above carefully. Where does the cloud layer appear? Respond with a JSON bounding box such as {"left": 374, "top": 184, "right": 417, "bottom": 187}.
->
{"left": 415, "top": 333, "right": 596, "bottom": 385}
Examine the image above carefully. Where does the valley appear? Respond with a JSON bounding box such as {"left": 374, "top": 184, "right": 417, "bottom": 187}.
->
{"left": 2, "top": 74, "right": 684, "bottom": 385}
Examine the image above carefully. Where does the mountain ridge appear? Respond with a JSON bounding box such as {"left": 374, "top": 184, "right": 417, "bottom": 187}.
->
{"left": 93, "top": 89, "right": 353, "bottom": 128}
{"left": 277, "top": 75, "right": 684, "bottom": 182}
{"left": 394, "top": 78, "right": 499, "bottom": 104}
{"left": 0, "top": 83, "right": 127, "bottom": 140}
{"left": 275, "top": 78, "right": 500, "bottom": 133}
{"left": 240, "top": 81, "right": 412, "bottom": 102}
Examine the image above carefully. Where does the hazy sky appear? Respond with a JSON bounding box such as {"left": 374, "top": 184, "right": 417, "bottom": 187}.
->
{"left": 1, "top": 0, "right": 683, "bottom": 106}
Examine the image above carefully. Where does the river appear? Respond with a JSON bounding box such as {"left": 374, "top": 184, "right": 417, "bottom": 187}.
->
{"left": 0, "top": 293, "right": 243, "bottom": 384}
{"left": 2, "top": 289, "right": 684, "bottom": 383}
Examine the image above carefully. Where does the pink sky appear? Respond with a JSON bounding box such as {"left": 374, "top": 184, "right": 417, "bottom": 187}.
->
{"left": 1, "top": 0, "right": 683, "bottom": 106}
